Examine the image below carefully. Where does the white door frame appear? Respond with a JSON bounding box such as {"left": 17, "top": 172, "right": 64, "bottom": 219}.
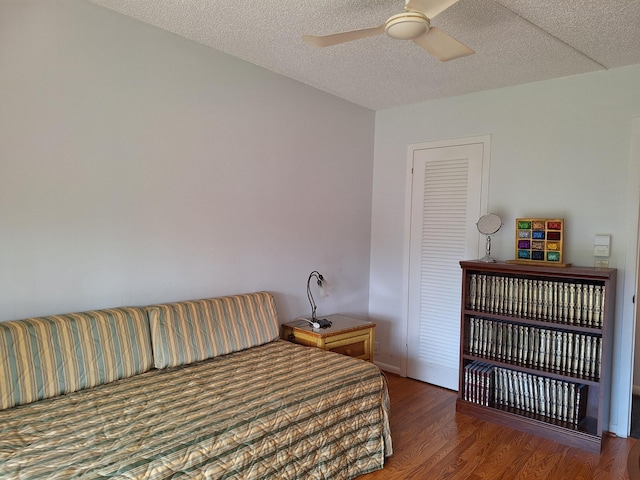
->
{"left": 620, "top": 116, "right": 640, "bottom": 436}
{"left": 400, "top": 135, "right": 491, "bottom": 377}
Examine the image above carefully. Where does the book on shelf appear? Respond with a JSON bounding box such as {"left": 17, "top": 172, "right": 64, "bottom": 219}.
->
{"left": 466, "top": 317, "right": 601, "bottom": 380}
{"left": 466, "top": 274, "right": 605, "bottom": 328}
{"left": 480, "top": 365, "right": 588, "bottom": 425}
{"left": 464, "top": 361, "right": 494, "bottom": 407}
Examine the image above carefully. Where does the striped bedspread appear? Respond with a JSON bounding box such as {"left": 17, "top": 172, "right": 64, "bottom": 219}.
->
{"left": 0, "top": 340, "right": 391, "bottom": 479}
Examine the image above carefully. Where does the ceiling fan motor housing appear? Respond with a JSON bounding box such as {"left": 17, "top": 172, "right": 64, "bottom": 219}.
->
{"left": 384, "top": 12, "right": 429, "bottom": 40}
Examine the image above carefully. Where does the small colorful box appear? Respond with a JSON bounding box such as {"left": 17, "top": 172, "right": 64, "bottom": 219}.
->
{"left": 510, "top": 218, "right": 568, "bottom": 267}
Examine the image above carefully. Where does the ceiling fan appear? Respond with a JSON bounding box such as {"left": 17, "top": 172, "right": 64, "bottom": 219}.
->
{"left": 303, "top": 0, "right": 474, "bottom": 62}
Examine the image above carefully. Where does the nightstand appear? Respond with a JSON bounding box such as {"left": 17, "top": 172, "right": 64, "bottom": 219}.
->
{"left": 282, "top": 314, "right": 375, "bottom": 362}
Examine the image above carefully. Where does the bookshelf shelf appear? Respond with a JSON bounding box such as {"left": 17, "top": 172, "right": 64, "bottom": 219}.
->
{"left": 456, "top": 401, "right": 602, "bottom": 452}
{"left": 461, "top": 354, "right": 601, "bottom": 386}
{"left": 456, "top": 260, "right": 616, "bottom": 453}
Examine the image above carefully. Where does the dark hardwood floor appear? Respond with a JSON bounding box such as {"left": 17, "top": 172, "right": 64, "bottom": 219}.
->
{"left": 358, "top": 373, "right": 635, "bottom": 480}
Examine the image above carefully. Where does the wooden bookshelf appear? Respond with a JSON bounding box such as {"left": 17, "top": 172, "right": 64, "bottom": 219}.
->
{"left": 456, "top": 260, "right": 616, "bottom": 453}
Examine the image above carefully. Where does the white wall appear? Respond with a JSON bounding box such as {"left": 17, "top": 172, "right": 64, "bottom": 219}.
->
{"left": 0, "top": 0, "right": 375, "bottom": 323}
{"left": 371, "top": 64, "right": 640, "bottom": 436}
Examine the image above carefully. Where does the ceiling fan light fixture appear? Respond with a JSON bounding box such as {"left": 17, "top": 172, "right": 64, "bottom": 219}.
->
{"left": 302, "top": 0, "right": 473, "bottom": 62}
{"left": 384, "top": 13, "right": 429, "bottom": 40}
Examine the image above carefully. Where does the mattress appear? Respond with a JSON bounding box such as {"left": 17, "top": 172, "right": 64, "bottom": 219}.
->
{"left": 0, "top": 340, "right": 391, "bottom": 479}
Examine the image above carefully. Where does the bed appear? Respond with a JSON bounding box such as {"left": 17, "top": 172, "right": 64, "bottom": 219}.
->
{"left": 0, "top": 292, "right": 391, "bottom": 479}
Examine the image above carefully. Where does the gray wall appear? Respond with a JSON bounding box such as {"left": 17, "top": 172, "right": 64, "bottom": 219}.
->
{"left": 0, "top": 0, "right": 375, "bottom": 322}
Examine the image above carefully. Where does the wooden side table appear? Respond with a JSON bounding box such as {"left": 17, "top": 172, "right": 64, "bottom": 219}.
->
{"left": 282, "top": 314, "right": 375, "bottom": 362}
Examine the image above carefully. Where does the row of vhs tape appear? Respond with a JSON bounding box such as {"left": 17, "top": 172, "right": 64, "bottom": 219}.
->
{"left": 467, "top": 317, "right": 602, "bottom": 380}
{"left": 467, "top": 273, "right": 605, "bottom": 328}
{"left": 463, "top": 360, "right": 588, "bottom": 425}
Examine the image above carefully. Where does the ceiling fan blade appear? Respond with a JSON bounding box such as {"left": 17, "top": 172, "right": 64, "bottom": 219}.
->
{"left": 413, "top": 27, "right": 474, "bottom": 61}
{"left": 405, "top": 0, "right": 461, "bottom": 19}
{"left": 303, "top": 25, "right": 385, "bottom": 47}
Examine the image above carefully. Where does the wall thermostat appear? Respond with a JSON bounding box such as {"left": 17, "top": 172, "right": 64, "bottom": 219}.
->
{"left": 593, "top": 235, "right": 610, "bottom": 257}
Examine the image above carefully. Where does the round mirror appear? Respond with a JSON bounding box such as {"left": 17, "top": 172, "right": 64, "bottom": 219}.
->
{"left": 477, "top": 213, "right": 502, "bottom": 235}
{"left": 477, "top": 213, "right": 502, "bottom": 262}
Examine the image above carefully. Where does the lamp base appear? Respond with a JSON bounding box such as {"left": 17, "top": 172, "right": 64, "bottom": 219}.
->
{"left": 315, "top": 318, "right": 333, "bottom": 328}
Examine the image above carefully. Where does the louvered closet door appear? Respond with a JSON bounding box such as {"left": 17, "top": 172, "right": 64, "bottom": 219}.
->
{"left": 407, "top": 142, "right": 486, "bottom": 390}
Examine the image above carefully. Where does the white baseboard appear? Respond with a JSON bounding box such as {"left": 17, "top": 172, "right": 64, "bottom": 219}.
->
{"left": 374, "top": 361, "right": 401, "bottom": 376}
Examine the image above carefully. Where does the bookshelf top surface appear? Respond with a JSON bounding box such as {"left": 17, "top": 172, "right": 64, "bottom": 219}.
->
{"left": 460, "top": 260, "right": 616, "bottom": 280}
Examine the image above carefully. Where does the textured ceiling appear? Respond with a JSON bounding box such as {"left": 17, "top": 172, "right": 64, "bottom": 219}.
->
{"left": 87, "top": 0, "right": 640, "bottom": 110}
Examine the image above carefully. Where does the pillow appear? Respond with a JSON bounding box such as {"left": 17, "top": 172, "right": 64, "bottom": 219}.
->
{"left": 147, "top": 291, "right": 279, "bottom": 369}
{"left": 0, "top": 307, "right": 153, "bottom": 410}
